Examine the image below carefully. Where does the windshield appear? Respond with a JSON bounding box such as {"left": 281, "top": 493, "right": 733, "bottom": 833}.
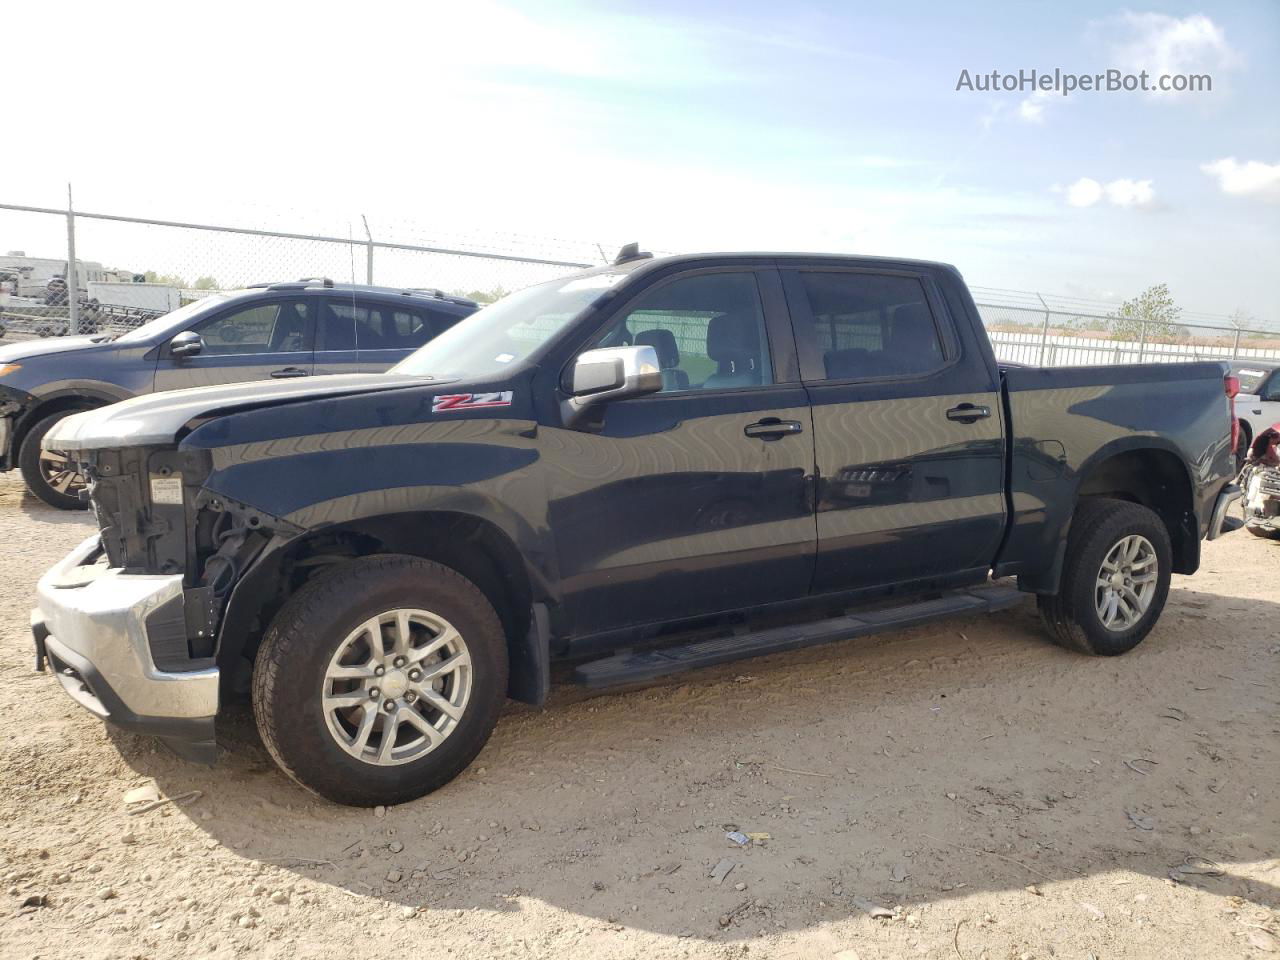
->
{"left": 392, "top": 272, "right": 629, "bottom": 380}
{"left": 1232, "top": 364, "right": 1274, "bottom": 395}
{"left": 115, "top": 291, "right": 243, "bottom": 343}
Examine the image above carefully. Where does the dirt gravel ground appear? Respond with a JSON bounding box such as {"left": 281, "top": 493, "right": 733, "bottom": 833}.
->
{"left": 0, "top": 470, "right": 1276, "bottom": 960}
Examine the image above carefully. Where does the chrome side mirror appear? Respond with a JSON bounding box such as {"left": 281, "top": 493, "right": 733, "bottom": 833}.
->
{"left": 169, "top": 330, "right": 204, "bottom": 358}
{"left": 562, "top": 345, "right": 662, "bottom": 427}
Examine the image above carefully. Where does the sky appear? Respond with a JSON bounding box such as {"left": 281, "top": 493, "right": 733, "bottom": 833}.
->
{"left": 3, "top": 0, "right": 1278, "bottom": 322}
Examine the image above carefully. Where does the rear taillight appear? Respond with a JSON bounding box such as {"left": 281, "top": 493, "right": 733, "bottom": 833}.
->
{"left": 1226, "top": 375, "right": 1240, "bottom": 455}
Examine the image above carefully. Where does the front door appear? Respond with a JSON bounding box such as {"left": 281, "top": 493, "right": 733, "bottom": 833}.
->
{"left": 155, "top": 297, "right": 314, "bottom": 390}
{"left": 548, "top": 267, "right": 817, "bottom": 639}
{"left": 782, "top": 267, "right": 1006, "bottom": 594}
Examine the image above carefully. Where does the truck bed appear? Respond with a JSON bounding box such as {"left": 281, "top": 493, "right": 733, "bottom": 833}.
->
{"left": 996, "top": 361, "right": 1235, "bottom": 590}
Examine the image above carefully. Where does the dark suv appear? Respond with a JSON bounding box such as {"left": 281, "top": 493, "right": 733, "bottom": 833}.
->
{"left": 0, "top": 280, "right": 477, "bottom": 508}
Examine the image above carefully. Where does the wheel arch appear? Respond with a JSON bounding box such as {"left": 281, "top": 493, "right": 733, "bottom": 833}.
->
{"left": 1073, "top": 444, "right": 1197, "bottom": 575}
{"left": 13, "top": 386, "right": 123, "bottom": 453}
{"left": 1017, "top": 440, "right": 1200, "bottom": 595}
{"left": 1237, "top": 415, "right": 1255, "bottom": 451}
{"left": 217, "top": 509, "right": 547, "bottom": 703}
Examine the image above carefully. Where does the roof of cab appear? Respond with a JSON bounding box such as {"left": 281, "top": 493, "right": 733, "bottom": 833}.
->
{"left": 568, "top": 250, "right": 962, "bottom": 281}
{"left": 246, "top": 279, "right": 478, "bottom": 311}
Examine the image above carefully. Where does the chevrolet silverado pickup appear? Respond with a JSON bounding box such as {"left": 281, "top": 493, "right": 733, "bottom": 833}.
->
{"left": 32, "top": 249, "right": 1243, "bottom": 806}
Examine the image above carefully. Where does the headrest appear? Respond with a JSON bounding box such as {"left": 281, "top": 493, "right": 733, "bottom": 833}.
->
{"left": 706, "top": 313, "right": 759, "bottom": 363}
{"left": 889, "top": 302, "right": 942, "bottom": 362}
{"left": 635, "top": 328, "right": 680, "bottom": 369}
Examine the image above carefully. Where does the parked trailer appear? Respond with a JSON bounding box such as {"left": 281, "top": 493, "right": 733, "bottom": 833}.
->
{"left": 84, "top": 281, "right": 180, "bottom": 315}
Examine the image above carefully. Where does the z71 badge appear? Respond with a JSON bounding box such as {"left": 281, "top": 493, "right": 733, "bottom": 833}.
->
{"left": 432, "top": 391, "right": 514, "bottom": 413}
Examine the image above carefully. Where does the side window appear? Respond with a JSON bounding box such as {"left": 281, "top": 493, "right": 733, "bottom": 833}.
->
{"left": 381, "top": 309, "right": 436, "bottom": 348}
{"left": 1262, "top": 371, "right": 1280, "bottom": 402}
{"left": 795, "top": 273, "right": 946, "bottom": 381}
{"left": 593, "top": 272, "right": 773, "bottom": 393}
{"left": 421, "top": 308, "right": 463, "bottom": 341}
{"left": 195, "top": 300, "right": 309, "bottom": 356}
{"left": 319, "top": 301, "right": 360, "bottom": 351}
{"left": 321, "top": 302, "right": 443, "bottom": 350}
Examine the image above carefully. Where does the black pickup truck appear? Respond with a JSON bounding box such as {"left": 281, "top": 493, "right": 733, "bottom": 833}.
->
{"left": 32, "top": 250, "right": 1242, "bottom": 805}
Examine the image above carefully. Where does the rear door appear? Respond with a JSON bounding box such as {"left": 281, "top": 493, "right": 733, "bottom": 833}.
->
{"left": 314, "top": 299, "right": 458, "bottom": 374}
{"left": 154, "top": 296, "right": 314, "bottom": 390}
{"left": 313, "top": 298, "right": 361, "bottom": 376}
{"left": 782, "top": 266, "right": 1005, "bottom": 594}
{"left": 355, "top": 303, "right": 458, "bottom": 372}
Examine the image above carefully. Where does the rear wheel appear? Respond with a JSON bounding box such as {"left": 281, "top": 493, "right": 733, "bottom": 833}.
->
{"left": 18, "top": 411, "right": 90, "bottom": 510}
{"left": 1246, "top": 524, "right": 1280, "bottom": 541}
{"left": 1037, "top": 498, "right": 1172, "bottom": 656}
{"left": 252, "top": 555, "right": 509, "bottom": 806}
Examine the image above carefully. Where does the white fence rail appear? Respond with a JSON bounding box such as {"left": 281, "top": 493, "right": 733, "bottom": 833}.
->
{"left": 987, "top": 329, "right": 1280, "bottom": 367}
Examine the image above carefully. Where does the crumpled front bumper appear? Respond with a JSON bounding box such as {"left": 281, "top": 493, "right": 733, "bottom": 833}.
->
{"left": 32, "top": 534, "right": 218, "bottom": 763}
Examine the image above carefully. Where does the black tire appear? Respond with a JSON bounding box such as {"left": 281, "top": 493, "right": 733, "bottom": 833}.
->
{"left": 1245, "top": 524, "right": 1280, "bottom": 541}
{"left": 18, "top": 411, "right": 90, "bottom": 510}
{"left": 252, "top": 555, "right": 509, "bottom": 806}
{"left": 1037, "top": 498, "right": 1172, "bottom": 656}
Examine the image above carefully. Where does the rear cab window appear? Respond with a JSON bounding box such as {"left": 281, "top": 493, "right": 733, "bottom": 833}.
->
{"left": 785, "top": 271, "right": 951, "bottom": 382}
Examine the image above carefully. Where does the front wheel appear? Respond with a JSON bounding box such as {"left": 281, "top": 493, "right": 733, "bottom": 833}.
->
{"left": 18, "top": 411, "right": 90, "bottom": 510}
{"left": 1246, "top": 523, "right": 1280, "bottom": 541}
{"left": 1037, "top": 498, "right": 1172, "bottom": 656}
{"left": 252, "top": 555, "right": 509, "bottom": 806}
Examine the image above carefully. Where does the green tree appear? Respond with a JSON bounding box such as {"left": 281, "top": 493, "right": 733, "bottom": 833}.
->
{"left": 143, "top": 270, "right": 189, "bottom": 288}
{"left": 192, "top": 276, "right": 220, "bottom": 290}
{"left": 1108, "top": 284, "right": 1185, "bottom": 341}
{"left": 458, "top": 286, "right": 509, "bottom": 305}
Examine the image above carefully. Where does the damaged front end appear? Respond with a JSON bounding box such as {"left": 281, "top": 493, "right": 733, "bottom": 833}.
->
{"left": 1242, "top": 463, "right": 1280, "bottom": 539}
{"left": 32, "top": 441, "right": 301, "bottom": 762}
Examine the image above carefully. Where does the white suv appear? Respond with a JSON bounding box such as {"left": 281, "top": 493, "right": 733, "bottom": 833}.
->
{"left": 1232, "top": 362, "right": 1280, "bottom": 465}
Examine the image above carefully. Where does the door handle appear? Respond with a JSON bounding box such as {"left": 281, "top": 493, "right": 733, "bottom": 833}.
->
{"left": 270, "top": 367, "right": 309, "bottom": 379}
{"left": 744, "top": 418, "right": 804, "bottom": 440}
{"left": 946, "top": 403, "right": 991, "bottom": 424}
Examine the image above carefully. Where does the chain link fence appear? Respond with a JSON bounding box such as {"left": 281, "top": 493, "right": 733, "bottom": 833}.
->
{"left": 974, "top": 294, "right": 1280, "bottom": 367}
{"left": 0, "top": 202, "right": 597, "bottom": 342}
{"left": 3, "top": 200, "right": 1277, "bottom": 367}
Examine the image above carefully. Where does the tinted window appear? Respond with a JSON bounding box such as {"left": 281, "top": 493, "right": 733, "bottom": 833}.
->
{"left": 195, "top": 300, "right": 309, "bottom": 356}
{"left": 1231, "top": 365, "right": 1274, "bottom": 395}
{"left": 320, "top": 301, "right": 358, "bottom": 351}
{"left": 321, "top": 301, "right": 450, "bottom": 351}
{"left": 593, "top": 272, "right": 772, "bottom": 393}
{"left": 796, "top": 273, "right": 945, "bottom": 381}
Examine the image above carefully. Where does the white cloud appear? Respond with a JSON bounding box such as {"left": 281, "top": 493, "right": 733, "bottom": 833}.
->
{"left": 1017, "top": 90, "right": 1052, "bottom": 124}
{"left": 1106, "top": 12, "right": 1239, "bottom": 99}
{"left": 1063, "top": 177, "right": 1155, "bottom": 208}
{"left": 1066, "top": 178, "right": 1104, "bottom": 207}
{"left": 1201, "top": 158, "right": 1280, "bottom": 202}
{"left": 1104, "top": 178, "right": 1155, "bottom": 207}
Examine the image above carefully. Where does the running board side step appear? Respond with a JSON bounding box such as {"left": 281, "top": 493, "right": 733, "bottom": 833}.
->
{"left": 572, "top": 584, "right": 1025, "bottom": 689}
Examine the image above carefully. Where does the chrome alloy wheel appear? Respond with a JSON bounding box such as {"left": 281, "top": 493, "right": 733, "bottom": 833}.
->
{"left": 39, "top": 448, "right": 86, "bottom": 496}
{"left": 322, "top": 609, "right": 473, "bottom": 766}
{"left": 1094, "top": 534, "right": 1157, "bottom": 632}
